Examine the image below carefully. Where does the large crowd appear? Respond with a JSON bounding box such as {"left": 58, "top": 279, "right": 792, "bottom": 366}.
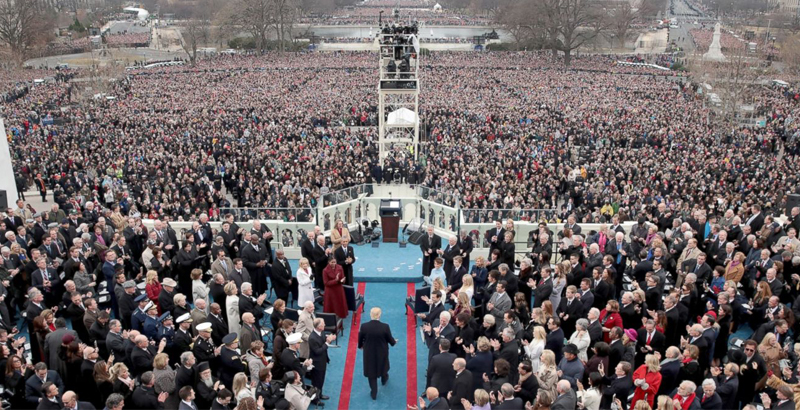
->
{"left": 1, "top": 49, "right": 800, "bottom": 409}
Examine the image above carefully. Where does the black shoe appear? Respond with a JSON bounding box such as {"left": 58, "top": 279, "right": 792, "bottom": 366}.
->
{"left": 371, "top": 391, "right": 377, "bottom": 400}
{"left": 320, "top": 395, "right": 330, "bottom": 400}
{"left": 312, "top": 400, "right": 325, "bottom": 407}
{"left": 382, "top": 375, "right": 389, "bottom": 385}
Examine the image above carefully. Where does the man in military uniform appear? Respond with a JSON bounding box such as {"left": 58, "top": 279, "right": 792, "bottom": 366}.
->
{"left": 131, "top": 295, "right": 150, "bottom": 332}
{"left": 156, "top": 312, "right": 176, "bottom": 363}
{"left": 174, "top": 313, "right": 194, "bottom": 353}
{"left": 218, "top": 333, "right": 246, "bottom": 391}
{"left": 142, "top": 303, "right": 160, "bottom": 340}
{"left": 193, "top": 323, "right": 221, "bottom": 375}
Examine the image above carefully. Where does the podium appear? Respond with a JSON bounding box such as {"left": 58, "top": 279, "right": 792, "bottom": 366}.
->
{"left": 380, "top": 199, "right": 401, "bottom": 243}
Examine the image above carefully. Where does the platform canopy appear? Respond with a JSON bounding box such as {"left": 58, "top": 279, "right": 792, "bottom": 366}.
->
{"left": 387, "top": 107, "right": 418, "bottom": 126}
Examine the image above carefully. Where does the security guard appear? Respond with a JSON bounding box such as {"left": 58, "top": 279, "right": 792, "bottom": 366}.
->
{"left": 174, "top": 313, "right": 194, "bottom": 353}
{"left": 142, "top": 303, "right": 160, "bottom": 340}
{"left": 193, "top": 322, "right": 220, "bottom": 374}
{"left": 218, "top": 333, "right": 245, "bottom": 391}
{"left": 131, "top": 295, "right": 149, "bottom": 332}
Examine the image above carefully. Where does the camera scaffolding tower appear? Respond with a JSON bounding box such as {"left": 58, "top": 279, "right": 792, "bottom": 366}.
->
{"left": 377, "top": 23, "right": 421, "bottom": 162}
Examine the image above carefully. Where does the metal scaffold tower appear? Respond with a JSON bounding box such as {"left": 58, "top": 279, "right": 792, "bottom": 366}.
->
{"left": 377, "top": 23, "right": 421, "bottom": 162}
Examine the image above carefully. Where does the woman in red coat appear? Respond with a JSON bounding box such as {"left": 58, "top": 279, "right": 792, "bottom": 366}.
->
{"left": 631, "top": 354, "right": 662, "bottom": 409}
{"left": 323, "top": 257, "right": 348, "bottom": 318}
{"left": 600, "top": 300, "right": 623, "bottom": 344}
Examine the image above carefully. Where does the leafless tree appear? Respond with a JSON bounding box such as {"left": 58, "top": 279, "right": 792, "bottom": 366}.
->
{"left": 608, "top": 2, "right": 636, "bottom": 49}
{"left": 554, "top": 0, "right": 606, "bottom": 66}
{"left": 0, "top": 0, "right": 48, "bottom": 63}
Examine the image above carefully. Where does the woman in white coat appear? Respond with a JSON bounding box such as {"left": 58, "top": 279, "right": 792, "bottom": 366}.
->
{"left": 522, "top": 326, "right": 547, "bottom": 373}
{"left": 297, "top": 258, "right": 315, "bottom": 307}
{"left": 224, "top": 282, "right": 241, "bottom": 335}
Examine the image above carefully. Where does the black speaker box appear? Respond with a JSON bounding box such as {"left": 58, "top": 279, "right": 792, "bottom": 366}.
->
{"left": 408, "top": 231, "right": 425, "bottom": 245}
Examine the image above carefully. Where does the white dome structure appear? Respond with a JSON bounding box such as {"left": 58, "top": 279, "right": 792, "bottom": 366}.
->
{"left": 433, "top": 3, "right": 443, "bottom": 12}
{"left": 123, "top": 7, "right": 150, "bottom": 21}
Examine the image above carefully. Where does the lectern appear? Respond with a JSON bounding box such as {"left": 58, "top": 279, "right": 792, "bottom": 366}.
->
{"left": 380, "top": 199, "right": 401, "bottom": 243}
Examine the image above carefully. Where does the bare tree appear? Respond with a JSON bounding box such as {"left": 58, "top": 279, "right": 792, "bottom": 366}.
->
{"left": 270, "top": 0, "right": 297, "bottom": 52}
{"left": 608, "top": 2, "right": 636, "bottom": 49}
{"left": 0, "top": 0, "right": 45, "bottom": 63}
{"left": 781, "top": 33, "right": 800, "bottom": 75}
{"left": 555, "top": 0, "right": 605, "bottom": 66}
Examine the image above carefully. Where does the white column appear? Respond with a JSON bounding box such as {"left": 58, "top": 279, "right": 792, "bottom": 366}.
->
{"left": 0, "top": 119, "right": 20, "bottom": 202}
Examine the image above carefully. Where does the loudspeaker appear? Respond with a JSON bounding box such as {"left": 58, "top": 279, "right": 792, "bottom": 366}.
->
{"left": 0, "top": 190, "right": 6, "bottom": 209}
{"left": 787, "top": 194, "right": 800, "bottom": 217}
{"left": 408, "top": 231, "right": 425, "bottom": 245}
{"left": 350, "top": 231, "right": 364, "bottom": 245}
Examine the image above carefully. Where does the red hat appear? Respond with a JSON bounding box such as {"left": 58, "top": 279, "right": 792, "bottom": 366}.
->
{"left": 62, "top": 334, "right": 75, "bottom": 344}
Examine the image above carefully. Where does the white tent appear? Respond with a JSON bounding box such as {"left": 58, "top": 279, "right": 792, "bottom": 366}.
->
{"left": 433, "top": 3, "right": 443, "bottom": 11}
{"left": 387, "top": 108, "right": 417, "bottom": 126}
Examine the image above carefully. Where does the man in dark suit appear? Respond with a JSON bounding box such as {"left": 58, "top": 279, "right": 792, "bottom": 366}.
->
{"left": 635, "top": 320, "right": 665, "bottom": 368}
{"left": 239, "top": 236, "right": 269, "bottom": 297}
{"left": 458, "top": 231, "right": 473, "bottom": 271}
{"left": 448, "top": 257, "right": 467, "bottom": 296}
{"left": 417, "top": 291, "right": 445, "bottom": 326}
{"left": 556, "top": 286, "right": 583, "bottom": 337}
{"left": 494, "top": 384, "right": 524, "bottom": 410}
{"left": 31, "top": 257, "right": 60, "bottom": 307}
{"left": 586, "top": 308, "right": 602, "bottom": 345}
{"left": 300, "top": 231, "right": 316, "bottom": 263}
{"left": 684, "top": 324, "right": 709, "bottom": 373}
{"left": 359, "top": 307, "right": 397, "bottom": 400}
{"left": 605, "top": 232, "right": 632, "bottom": 279}
{"left": 131, "top": 371, "right": 168, "bottom": 409}
{"left": 308, "top": 318, "right": 335, "bottom": 401}
{"left": 600, "top": 361, "right": 633, "bottom": 410}
{"left": 745, "top": 205, "right": 765, "bottom": 233}
{"left": 738, "top": 339, "right": 767, "bottom": 405}
{"left": 711, "top": 363, "right": 739, "bottom": 410}
{"left": 36, "top": 382, "right": 61, "bottom": 410}
{"left": 24, "top": 363, "right": 64, "bottom": 406}
{"left": 423, "top": 312, "right": 456, "bottom": 363}
{"left": 131, "top": 335, "right": 164, "bottom": 379}
{"left": 682, "top": 253, "right": 712, "bottom": 285}
{"left": 334, "top": 238, "right": 356, "bottom": 286}
{"left": 447, "top": 358, "right": 473, "bottom": 410}
{"left": 551, "top": 380, "right": 577, "bottom": 410}
{"left": 61, "top": 390, "right": 97, "bottom": 410}
{"left": 486, "top": 221, "right": 506, "bottom": 257}
{"left": 545, "top": 317, "right": 565, "bottom": 363}
{"left": 655, "top": 347, "right": 682, "bottom": 398}
{"left": 532, "top": 268, "right": 554, "bottom": 309}
{"left": 207, "top": 304, "right": 229, "bottom": 346}
{"left": 439, "top": 236, "right": 461, "bottom": 279}
{"left": 607, "top": 327, "right": 625, "bottom": 372}
{"left": 426, "top": 339, "right": 456, "bottom": 399}
{"left": 664, "top": 295, "right": 682, "bottom": 348}
{"left": 578, "top": 279, "right": 594, "bottom": 316}
{"left": 420, "top": 226, "right": 442, "bottom": 278}
{"left": 271, "top": 250, "right": 294, "bottom": 304}
{"left": 761, "top": 385, "right": 795, "bottom": 410}
{"left": 310, "top": 235, "right": 330, "bottom": 290}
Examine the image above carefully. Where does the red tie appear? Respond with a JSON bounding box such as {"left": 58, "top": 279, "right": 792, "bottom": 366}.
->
{"left": 646, "top": 333, "right": 652, "bottom": 345}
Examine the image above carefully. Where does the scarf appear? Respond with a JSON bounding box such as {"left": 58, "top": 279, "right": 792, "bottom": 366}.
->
{"left": 673, "top": 393, "right": 696, "bottom": 410}
{"left": 682, "top": 357, "right": 695, "bottom": 365}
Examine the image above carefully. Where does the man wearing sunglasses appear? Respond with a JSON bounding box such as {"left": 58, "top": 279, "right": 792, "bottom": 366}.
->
{"left": 737, "top": 339, "right": 766, "bottom": 407}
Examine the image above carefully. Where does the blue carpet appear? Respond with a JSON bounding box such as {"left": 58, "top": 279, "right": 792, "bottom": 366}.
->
{"left": 288, "top": 241, "right": 425, "bottom": 283}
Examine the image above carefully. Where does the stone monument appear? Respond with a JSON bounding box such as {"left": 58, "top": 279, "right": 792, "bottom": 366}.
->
{"left": 703, "top": 23, "right": 727, "bottom": 62}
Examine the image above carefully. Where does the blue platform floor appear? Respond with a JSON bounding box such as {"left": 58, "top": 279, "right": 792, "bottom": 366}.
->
{"left": 288, "top": 240, "right": 425, "bottom": 283}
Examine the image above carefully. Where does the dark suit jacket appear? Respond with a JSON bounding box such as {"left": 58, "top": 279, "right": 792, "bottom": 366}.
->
{"left": 546, "top": 327, "right": 565, "bottom": 363}
{"left": 308, "top": 331, "right": 329, "bottom": 370}
{"left": 25, "top": 371, "right": 64, "bottom": 405}
{"left": 427, "top": 351, "right": 457, "bottom": 398}
{"left": 699, "top": 392, "right": 722, "bottom": 409}
{"left": 551, "top": 388, "right": 577, "bottom": 410}
{"left": 271, "top": 258, "right": 293, "bottom": 298}
{"left": 713, "top": 374, "right": 738, "bottom": 410}
{"left": 449, "top": 369, "right": 474, "bottom": 410}
{"left": 208, "top": 313, "right": 229, "bottom": 346}
{"left": 587, "top": 320, "right": 602, "bottom": 345}
{"left": 657, "top": 359, "right": 682, "bottom": 397}
{"left": 608, "top": 340, "right": 625, "bottom": 372}
{"left": 533, "top": 278, "right": 553, "bottom": 309}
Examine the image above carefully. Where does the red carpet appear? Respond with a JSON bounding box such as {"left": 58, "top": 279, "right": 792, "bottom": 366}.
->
{"left": 337, "top": 282, "right": 367, "bottom": 410}
{"left": 406, "top": 283, "right": 418, "bottom": 407}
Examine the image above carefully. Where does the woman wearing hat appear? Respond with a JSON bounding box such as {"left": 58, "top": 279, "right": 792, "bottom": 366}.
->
{"left": 323, "top": 256, "right": 348, "bottom": 319}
